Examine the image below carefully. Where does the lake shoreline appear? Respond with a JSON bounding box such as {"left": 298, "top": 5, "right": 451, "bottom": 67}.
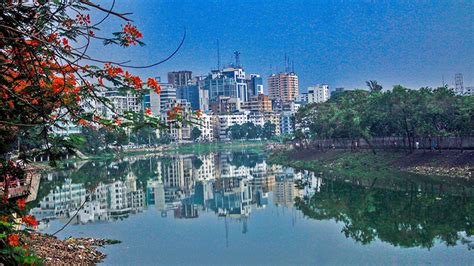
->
{"left": 268, "top": 148, "right": 473, "bottom": 182}
{"left": 34, "top": 141, "right": 270, "bottom": 167}
{"left": 26, "top": 232, "right": 119, "bottom": 265}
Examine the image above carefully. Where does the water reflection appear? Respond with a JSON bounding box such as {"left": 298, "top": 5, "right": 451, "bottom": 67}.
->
{"left": 296, "top": 172, "right": 474, "bottom": 250}
{"left": 31, "top": 152, "right": 306, "bottom": 226}
{"left": 30, "top": 151, "right": 473, "bottom": 251}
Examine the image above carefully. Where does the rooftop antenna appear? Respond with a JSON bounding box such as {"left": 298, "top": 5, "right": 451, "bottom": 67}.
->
{"left": 292, "top": 60, "right": 295, "bottom": 73}
{"left": 284, "top": 53, "right": 288, "bottom": 72}
{"left": 234, "top": 51, "right": 241, "bottom": 68}
{"left": 216, "top": 39, "right": 221, "bottom": 71}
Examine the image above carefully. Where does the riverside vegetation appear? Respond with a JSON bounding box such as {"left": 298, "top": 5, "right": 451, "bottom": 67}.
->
{"left": 270, "top": 83, "right": 473, "bottom": 182}
{"left": 295, "top": 83, "right": 473, "bottom": 153}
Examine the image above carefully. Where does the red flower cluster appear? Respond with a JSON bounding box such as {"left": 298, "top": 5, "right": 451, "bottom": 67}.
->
{"left": 62, "top": 38, "right": 71, "bottom": 50}
{"left": 62, "top": 19, "right": 73, "bottom": 29}
{"left": 195, "top": 109, "right": 202, "bottom": 118}
{"left": 122, "top": 23, "right": 143, "bottom": 46}
{"left": 167, "top": 105, "right": 182, "bottom": 120}
{"left": 167, "top": 110, "right": 175, "bottom": 120}
{"left": 17, "top": 198, "right": 26, "bottom": 210}
{"left": 47, "top": 32, "right": 58, "bottom": 43}
{"left": 7, "top": 234, "right": 19, "bottom": 247}
{"left": 104, "top": 63, "right": 124, "bottom": 77}
{"left": 147, "top": 78, "right": 161, "bottom": 94}
{"left": 145, "top": 108, "right": 152, "bottom": 116}
{"left": 130, "top": 76, "right": 142, "bottom": 89}
{"left": 77, "top": 118, "right": 88, "bottom": 125}
{"left": 123, "top": 71, "right": 143, "bottom": 89}
{"left": 75, "top": 14, "right": 91, "bottom": 25}
{"left": 22, "top": 215, "right": 38, "bottom": 229}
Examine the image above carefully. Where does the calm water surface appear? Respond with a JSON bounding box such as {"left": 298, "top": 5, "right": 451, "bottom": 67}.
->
{"left": 30, "top": 151, "right": 474, "bottom": 265}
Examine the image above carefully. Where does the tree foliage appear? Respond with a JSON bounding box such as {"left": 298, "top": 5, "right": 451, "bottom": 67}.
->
{"left": 191, "top": 127, "right": 202, "bottom": 142}
{"left": 296, "top": 86, "right": 474, "bottom": 152}
{"left": 228, "top": 122, "right": 277, "bottom": 140}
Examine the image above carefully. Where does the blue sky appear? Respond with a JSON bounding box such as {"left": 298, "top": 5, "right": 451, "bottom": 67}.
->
{"left": 89, "top": 0, "right": 473, "bottom": 93}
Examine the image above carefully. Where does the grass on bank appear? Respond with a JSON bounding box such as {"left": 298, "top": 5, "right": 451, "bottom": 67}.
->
{"left": 162, "top": 140, "right": 269, "bottom": 153}
{"left": 268, "top": 149, "right": 470, "bottom": 184}
{"left": 51, "top": 140, "right": 269, "bottom": 166}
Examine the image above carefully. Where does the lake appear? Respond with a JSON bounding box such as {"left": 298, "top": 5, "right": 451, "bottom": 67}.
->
{"left": 30, "top": 151, "right": 474, "bottom": 265}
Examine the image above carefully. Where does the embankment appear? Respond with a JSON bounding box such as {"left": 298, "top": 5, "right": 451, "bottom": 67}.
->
{"left": 269, "top": 149, "right": 473, "bottom": 182}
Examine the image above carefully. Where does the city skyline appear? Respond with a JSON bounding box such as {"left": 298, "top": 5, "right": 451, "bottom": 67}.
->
{"left": 88, "top": 0, "right": 473, "bottom": 92}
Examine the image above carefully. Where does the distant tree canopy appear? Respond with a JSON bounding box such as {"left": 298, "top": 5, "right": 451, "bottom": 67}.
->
{"left": 295, "top": 85, "right": 474, "bottom": 152}
{"left": 191, "top": 127, "right": 202, "bottom": 141}
{"left": 228, "top": 121, "right": 276, "bottom": 140}
{"left": 366, "top": 80, "right": 383, "bottom": 93}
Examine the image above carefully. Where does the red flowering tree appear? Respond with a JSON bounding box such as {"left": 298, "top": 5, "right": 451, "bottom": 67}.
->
{"left": 0, "top": 0, "right": 195, "bottom": 263}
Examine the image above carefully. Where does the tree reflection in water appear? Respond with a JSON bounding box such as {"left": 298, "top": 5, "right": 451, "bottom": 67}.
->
{"left": 295, "top": 177, "right": 474, "bottom": 249}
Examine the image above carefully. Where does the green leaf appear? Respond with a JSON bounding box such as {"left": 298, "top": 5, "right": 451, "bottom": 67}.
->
{"left": 0, "top": 221, "right": 12, "bottom": 228}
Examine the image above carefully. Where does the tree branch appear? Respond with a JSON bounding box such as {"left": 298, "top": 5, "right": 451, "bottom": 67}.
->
{"left": 79, "top": 0, "right": 133, "bottom": 22}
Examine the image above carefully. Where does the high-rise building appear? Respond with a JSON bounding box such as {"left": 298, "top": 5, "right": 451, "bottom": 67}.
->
{"left": 203, "top": 67, "right": 248, "bottom": 103}
{"left": 210, "top": 96, "right": 241, "bottom": 114}
{"left": 267, "top": 72, "right": 298, "bottom": 102}
{"left": 307, "top": 84, "right": 330, "bottom": 103}
{"left": 246, "top": 74, "right": 264, "bottom": 98}
{"left": 242, "top": 94, "right": 272, "bottom": 113}
{"left": 176, "top": 85, "right": 200, "bottom": 110}
{"left": 455, "top": 73, "right": 464, "bottom": 95}
{"left": 199, "top": 86, "right": 210, "bottom": 112}
{"left": 158, "top": 83, "right": 177, "bottom": 111}
{"left": 168, "top": 71, "right": 192, "bottom": 87}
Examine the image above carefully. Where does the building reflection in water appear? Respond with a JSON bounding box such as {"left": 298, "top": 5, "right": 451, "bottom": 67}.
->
{"left": 31, "top": 152, "right": 321, "bottom": 230}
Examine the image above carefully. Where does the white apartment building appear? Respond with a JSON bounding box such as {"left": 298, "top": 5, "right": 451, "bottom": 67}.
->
{"left": 197, "top": 113, "right": 215, "bottom": 142}
{"left": 307, "top": 84, "right": 330, "bottom": 103}
{"left": 103, "top": 91, "right": 142, "bottom": 117}
{"left": 218, "top": 112, "right": 249, "bottom": 140}
{"left": 248, "top": 112, "right": 265, "bottom": 127}
{"left": 296, "top": 93, "right": 308, "bottom": 103}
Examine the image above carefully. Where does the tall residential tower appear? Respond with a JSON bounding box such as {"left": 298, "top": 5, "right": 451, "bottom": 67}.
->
{"left": 267, "top": 72, "right": 298, "bottom": 102}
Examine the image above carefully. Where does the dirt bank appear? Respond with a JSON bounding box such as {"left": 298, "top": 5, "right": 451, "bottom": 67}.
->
{"left": 26, "top": 233, "right": 119, "bottom": 265}
{"left": 271, "top": 149, "right": 473, "bottom": 180}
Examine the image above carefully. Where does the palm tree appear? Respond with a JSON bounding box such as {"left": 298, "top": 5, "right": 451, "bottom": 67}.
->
{"left": 366, "top": 80, "right": 383, "bottom": 93}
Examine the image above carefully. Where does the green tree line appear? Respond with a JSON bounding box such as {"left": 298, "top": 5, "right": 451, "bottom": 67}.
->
{"left": 228, "top": 121, "right": 276, "bottom": 140}
{"left": 296, "top": 84, "right": 474, "bottom": 153}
